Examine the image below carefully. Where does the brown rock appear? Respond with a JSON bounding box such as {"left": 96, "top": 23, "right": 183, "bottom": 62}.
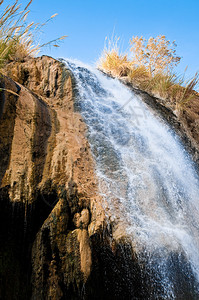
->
{"left": 0, "top": 56, "right": 164, "bottom": 300}
{"left": 1, "top": 56, "right": 127, "bottom": 300}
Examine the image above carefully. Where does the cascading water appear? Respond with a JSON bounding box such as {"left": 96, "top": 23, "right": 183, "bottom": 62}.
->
{"left": 65, "top": 59, "right": 199, "bottom": 299}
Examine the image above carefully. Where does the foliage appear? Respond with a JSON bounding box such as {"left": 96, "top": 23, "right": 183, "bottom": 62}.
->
{"left": 129, "top": 35, "right": 181, "bottom": 75}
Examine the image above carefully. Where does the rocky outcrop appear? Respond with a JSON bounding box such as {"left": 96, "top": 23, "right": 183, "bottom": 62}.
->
{"left": 1, "top": 56, "right": 198, "bottom": 300}
{"left": 0, "top": 56, "right": 139, "bottom": 300}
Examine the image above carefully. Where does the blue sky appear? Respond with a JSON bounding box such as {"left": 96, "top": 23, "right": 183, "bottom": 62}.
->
{"left": 6, "top": 0, "right": 199, "bottom": 78}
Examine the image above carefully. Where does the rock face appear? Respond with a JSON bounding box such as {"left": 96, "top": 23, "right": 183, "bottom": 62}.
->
{"left": 1, "top": 56, "right": 199, "bottom": 300}
{"left": 0, "top": 56, "right": 140, "bottom": 300}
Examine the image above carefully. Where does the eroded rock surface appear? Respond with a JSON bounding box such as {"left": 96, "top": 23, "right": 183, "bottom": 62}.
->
{"left": 2, "top": 56, "right": 198, "bottom": 300}
{"left": 0, "top": 56, "right": 137, "bottom": 300}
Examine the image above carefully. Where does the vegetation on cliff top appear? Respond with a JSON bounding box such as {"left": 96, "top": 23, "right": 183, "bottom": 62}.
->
{"left": 98, "top": 35, "right": 199, "bottom": 111}
{"left": 0, "top": 0, "right": 66, "bottom": 68}
{"left": 0, "top": 0, "right": 198, "bottom": 112}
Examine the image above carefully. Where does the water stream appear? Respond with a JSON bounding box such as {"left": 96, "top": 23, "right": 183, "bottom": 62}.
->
{"left": 65, "top": 59, "right": 199, "bottom": 299}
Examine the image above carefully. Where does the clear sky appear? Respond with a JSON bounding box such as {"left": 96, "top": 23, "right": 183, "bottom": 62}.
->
{"left": 7, "top": 0, "right": 199, "bottom": 78}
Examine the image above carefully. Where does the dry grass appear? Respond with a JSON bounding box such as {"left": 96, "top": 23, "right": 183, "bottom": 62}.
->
{"left": 98, "top": 36, "right": 132, "bottom": 77}
{"left": 140, "top": 73, "right": 177, "bottom": 97}
{"left": 99, "top": 49, "right": 131, "bottom": 77}
{"left": 98, "top": 36, "right": 198, "bottom": 111}
{"left": 171, "top": 73, "right": 199, "bottom": 109}
{"left": 128, "top": 65, "right": 151, "bottom": 84}
{"left": 0, "top": 0, "right": 66, "bottom": 68}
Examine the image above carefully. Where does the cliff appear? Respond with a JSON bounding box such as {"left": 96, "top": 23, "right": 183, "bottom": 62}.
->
{"left": 0, "top": 56, "right": 140, "bottom": 300}
{"left": 1, "top": 56, "right": 199, "bottom": 300}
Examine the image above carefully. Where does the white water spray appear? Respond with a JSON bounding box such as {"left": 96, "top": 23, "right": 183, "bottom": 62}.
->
{"left": 65, "top": 59, "right": 199, "bottom": 299}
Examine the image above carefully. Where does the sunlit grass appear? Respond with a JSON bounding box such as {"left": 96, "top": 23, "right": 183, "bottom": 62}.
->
{"left": 99, "top": 49, "right": 131, "bottom": 77}
{"left": 171, "top": 73, "right": 199, "bottom": 109}
{"left": 0, "top": 0, "right": 66, "bottom": 69}
{"left": 98, "top": 35, "right": 199, "bottom": 111}
{"left": 140, "top": 73, "right": 177, "bottom": 98}
{"left": 98, "top": 36, "right": 132, "bottom": 77}
{"left": 128, "top": 65, "right": 151, "bottom": 84}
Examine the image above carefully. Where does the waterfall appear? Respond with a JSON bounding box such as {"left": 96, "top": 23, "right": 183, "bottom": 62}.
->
{"left": 65, "top": 59, "right": 199, "bottom": 299}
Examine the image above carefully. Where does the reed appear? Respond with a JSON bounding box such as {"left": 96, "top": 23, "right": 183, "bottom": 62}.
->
{"left": 99, "top": 49, "right": 131, "bottom": 77}
{"left": 0, "top": 0, "right": 66, "bottom": 68}
{"left": 98, "top": 36, "right": 132, "bottom": 77}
